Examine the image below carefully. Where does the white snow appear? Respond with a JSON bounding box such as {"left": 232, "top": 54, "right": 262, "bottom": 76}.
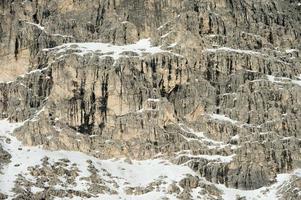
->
{"left": 267, "top": 75, "right": 283, "bottom": 84}
{"left": 25, "top": 22, "right": 73, "bottom": 38}
{"left": 295, "top": 169, "right": 301, "bottom": 177}
{"left": 215, "top": 169, "right": 301, "bottom": 200}
{"left": 178, "top": 123, "right": 239, "bottom": 151}
{"left": 285, "top": 49, "right": 299, "bottom": 54}
{"left": 51, "top": 33, "right": 74, "bottom": 38}
{"left": 203, "top": 47, "right": 261, "bottom": 55}
{"left": 0, "top": 120, "right": 28, "bottom": 195}
{"left": 207, "top": 34, "right": 217, "bottom": 38}
{"left": 197, "top": 154, "right": 235, "bottom": 163}
{"left": 25, "top": 21, "right": 45, "bottom": 30}
{"left": 31, "top": 186, "right": 44, "bottom": 194}
{"left": 161, "top": 31, "right": 173, "bottom": 38}
{"left": 0, "top": 66, "right": 48, "bottom": 84}
{"left": 177, "top": 152, "right": 235, "bottom": 163}
{"left": 57, "top": 192, "right": 178, "bottom": 200}
{"left": 210, "top": 114, "right": 237, "bottom": 124}
{"left": 0, "top": 119, "right": 199, "bottom": 199}
{"left": 203, "top": 47, "right": 293, "bottom": 65}
{"left": 147, "top": 98, "right": 160, "bottom": 102}
{"left": 29, "top": 106, "right": 45, "bottom": 122}
{"left": 231, "top": 135, "right": 240, "bottom": 141}
{"left": 53, "top": 125, "right": 63, "bottom": 132}
{"left": 43, "top": 39, "right": 173, "bottom": 60}
{"left": 157, "top": 21, "right": 171, "bottom": 30}
{"left": 168, "top": 42, "right": 178, "bottom": 48}
{"left": 267, "top": 75, "right": 301, "bottom": 87}
{"left": 0, "top": 119, "right": 300, "bottom": 199}
{"left": 23, "top": 67, "right": 48, "bottom": 77}
{"left": 178, "top": 123, "right": 206, "bottom": 138}
{"left": 292, "top": 79, "right": 301, "bottom": 86}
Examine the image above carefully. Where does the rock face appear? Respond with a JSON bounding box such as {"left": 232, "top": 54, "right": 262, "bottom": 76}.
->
{"left": 0, "top": 145, "right": 11, "bottom": 169}
{"left": 0, "top": 0, "right": 300, "bottom": 199}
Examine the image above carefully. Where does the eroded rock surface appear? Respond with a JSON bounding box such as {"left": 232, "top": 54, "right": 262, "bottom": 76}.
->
{"left": 0, "top": 0, "right": 300, "bottom": 199}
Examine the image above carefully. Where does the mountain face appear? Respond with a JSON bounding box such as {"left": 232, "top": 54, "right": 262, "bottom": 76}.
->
{"left": 0, "top": 0, "right": 300, "bottom": 199}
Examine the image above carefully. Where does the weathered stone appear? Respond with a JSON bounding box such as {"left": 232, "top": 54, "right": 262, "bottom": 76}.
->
{"left": 0, "top": 0, "right": 300, "bottom": 199}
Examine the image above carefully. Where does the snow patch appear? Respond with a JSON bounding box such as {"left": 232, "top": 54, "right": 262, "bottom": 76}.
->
{"left": 177, "top": 123, "right": 238, "bottom": 150}
{"left": 177, "top": 152, "right": 235, "bottom": 163}
{"left": 157, "top": 21, "right": 171, "bottom": 30}
{"left": 285, "top": 49, "right": 299, "bottom": 54}
{"left": 51, "top": 33, "right": 74, "bottom": 38}
{"left": 147, "top": 98, "right": 160, "bottom": 102}
{"left": 0, "top": 120, "right": 300, "bottom": 200}
{"left": 267, "top": 75, "right": 301, "bottom": 87}
{"left": 24, "top": 21, "right": 73, "bottom": 39}
{"left": 215, "top": 170, "right": 301, "bottom": 200}
{"left": 25, "top": 21, "right": 45, "bottom": 30}
{"left": 161, "top": 31, "right": 173, "bottom": 38}
{"left": 44, "top": 39, "right": 175, "bottom": 61}
{"left": 210, "top": 114, "right": 237, "bottom": 124}
{"left": 203, "top": 47, "right": 261, "bottom": 55}
{"left": 168, "top": 42, "right": 178, "bottom": 48}
{"left": 0, "top": 119, "right": 197, "bottom": 199}
{"left": 231, "top": 135, "right": 240, "bottom": 141}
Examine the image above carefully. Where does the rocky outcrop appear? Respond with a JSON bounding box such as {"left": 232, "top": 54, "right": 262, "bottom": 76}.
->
{"left": 0, "top": 145, "right": 11, "bottom": 171}
{"left": 0, "top": 0, "right": 300, "bottom": 197}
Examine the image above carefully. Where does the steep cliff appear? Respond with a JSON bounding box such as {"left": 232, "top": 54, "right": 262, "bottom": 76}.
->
{"left": 0, "top": 0, "right": 300, "bottom": 199}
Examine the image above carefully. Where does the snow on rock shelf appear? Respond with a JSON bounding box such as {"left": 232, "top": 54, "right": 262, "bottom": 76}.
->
{"left": 0, "top": 119, "right": 300, "bottom": 200}
{"left": 43, "top": 39, "right": 177, "bottom": 61}
{"left": 0, "top": 120, "right": 202, "bottom": 199}
{"left": 267, "top": 75, "right": 301, "bottom": 86}
{"left": 203, "top": 47, "right": 261, "bottom": 55}
{"left": 209, "top": 114, "right": 238, "bottom": 124}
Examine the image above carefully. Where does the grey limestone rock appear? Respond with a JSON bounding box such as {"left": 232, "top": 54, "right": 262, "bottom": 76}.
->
{"left": 0, "top": 0, "right": 300, "bottom": 199}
